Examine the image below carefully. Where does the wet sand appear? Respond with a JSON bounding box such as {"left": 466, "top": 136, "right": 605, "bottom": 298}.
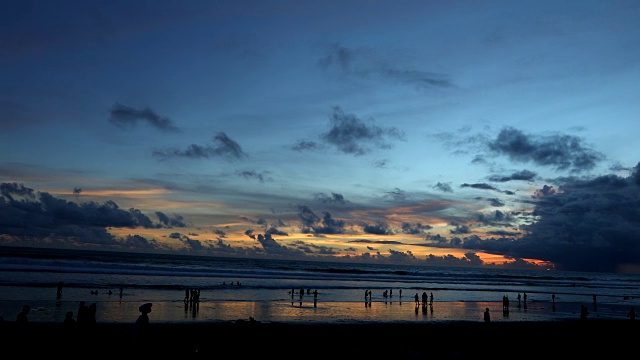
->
{"left": 3, "top": 319, "right": 637, "bottom": 358}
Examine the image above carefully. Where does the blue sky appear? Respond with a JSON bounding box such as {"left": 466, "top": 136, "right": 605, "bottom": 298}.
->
{"left": 2, "top": 0, "right": 640, "bottom": 272}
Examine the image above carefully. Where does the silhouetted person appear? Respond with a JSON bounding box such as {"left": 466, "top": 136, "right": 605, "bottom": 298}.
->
{"left": 628, "top": 306, "right": 636, "bottom": 321}
{"left": 523, "top": 292, "right": 528, "bottom": 309}
{"left": 503, "top": 295, "right": 510, "bottom": 315}
{"left": 63, "top": 310, "right": 76, "bottom": 335}
{"left": 77, "top": 301, "right": 89, "bottom": 326}
{"left": 16, "top": 304, "right": 30, "bottom": 326}
{"left": 414, "top": 293, "right": 420, "bottom": 306}
{"left": 580, "top": 304, "right": 589, "bottom": 320}
{"left": 134, "top": 302, "right": 152, "bottom": 349}
{"left": 64, "top": 311, "right": 76, "bottom": 326}
{"left": 15, "top": 305, "right": 30, "bottom": 345}
{"left": 592, "top": 294, "right": 597, "bottom": 311}
{"left": 57, "top": 281, "right": 64, "bottom": 298}
{"left": 517, "top": 293, "right": 521, "bottom": 307}
{"left": 484, "top": 308, "right": 490, "bottom": 323}
{"left": 88, "top": 302, "right": 97, "bottom": 326}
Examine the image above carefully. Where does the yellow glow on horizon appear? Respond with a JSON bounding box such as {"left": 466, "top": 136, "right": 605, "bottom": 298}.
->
{"left": 49, "top": 188, "right": 171, "bottom": 196}
{"left": 104, "top": 222, "right": 549, "bottom": 268}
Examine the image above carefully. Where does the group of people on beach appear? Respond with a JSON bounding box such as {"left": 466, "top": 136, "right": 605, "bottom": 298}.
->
{"left": 290, "top": 287, "right": 319, "bottom": 307}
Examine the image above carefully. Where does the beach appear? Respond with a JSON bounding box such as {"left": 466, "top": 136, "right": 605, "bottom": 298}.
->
{"left": 2, "top": 318, "right": 637, "bottom": 357}
{"left": 2, "top": 247, "right": 640, "bottom": 357}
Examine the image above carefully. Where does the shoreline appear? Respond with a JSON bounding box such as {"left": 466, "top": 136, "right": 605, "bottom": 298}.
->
{"left": 2, "top": 297, "right": 633, "bottom": 324}
{"left": 2, "top": 319, "right": 638, "bottom": 356}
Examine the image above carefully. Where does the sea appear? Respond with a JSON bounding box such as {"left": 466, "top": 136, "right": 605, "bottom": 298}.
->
{"left": 1, "top": 246, "right": 639, "bottom": 325}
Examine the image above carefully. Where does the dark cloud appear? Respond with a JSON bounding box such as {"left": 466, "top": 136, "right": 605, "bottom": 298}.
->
{"left": 290, "top": 140, "right": 323, "bottom": 152}
{"left": 314, "top": 212, "right": 346, "bottom": 235}
{"left": 318, "top": 43, "right": 451, "bottom": 89}
{"left": 460, "top": 183, "right": 513, "bottom": 195}
{"left": 153, "top": 132, "right": 248, "bottom": 160}
{"left": 319, "top": 106, "right": 405, "bottom": 156}
{"left": 372, "top": 159, "right": 389, "bottom": 168}
{"left": 237, "top": 170, "right": 268, "bottom": 183}
{"left": 471, "top": 163, "right": 640, "bottom": 272}
{"left": 488, "top": 230, "right": 521, "bottom": 237}
{"left": 265, "top": 227, "right": 288, "bottom": 236}
{"left": 298, "top": 206, "right": 346, "bottom": 235}
{"left": 401, "top": 222, "right": 433, "bottom": 235}
{"left": 488, "top": 169, "right": 537, "bottom": 182}
{"left": 109, "top": 103, "right": 180, "bottom": 132}
{"left": 487, "top": 198, "right": 505, "bottom": 207}
{"left": 488, "top": 127, "right": 604, "bottom": 172}
{"left": 0, "top": 182, "right": 180, "bottom": 250}
{"left": 155, "top": 211, "right": 187, "bottom": 227}
{"left": 461, "top": 183, "right": 499, "bottom": 191}
{"left": 297, "top": 205, "right": 320, "bottom": 228}
{"left": 121, "top": 234, "right": 163, "bottom": 250}
{"left": 450, "top": 223, "right": 471, "bottom": 234}
{"left": 385, "top": 188, "right": 407, "bottom": 201}
{"left": 314, "top": 192, "right": 346, "bottom": 204}
{"left": 534, "top": 184, "right": 558, "bottom": 197}
{"left": 475, "top": 210, "right": 515, "bottom": 226}
{"left": 433, "top": 182, "right": 453, "bottom": 193}
{"left": 256, "top": 232, "right": 304, "bottom": 256}
{"left": 318, "top": 44, "right": 353, "bottom": 72}
{"left": 363, "top": 221, "right": 391, "bottom": 235}
{"left": 425, "top": 233, "right": 447, "bottom": 243}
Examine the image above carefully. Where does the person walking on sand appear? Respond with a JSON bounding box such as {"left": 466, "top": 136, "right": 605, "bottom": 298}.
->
{"left": 414, "top": 293, "right": 420, "bottom": 306}
{"left": 15, "top": 304, "right": 31, "bottom": 344}
{"left": 63, "top": 310, "right": 77, "bottom": 335}
{"left": 580, "top": 304, "right": 589, "bottom": 320}
{"left": 134, "top": 302, "right": 152, "bottom": 348}
{"left": 484, "top": 308, "right": 490, "bottom": 323}
{"left": 16, "top": 304, "right": 30, "bottom": 326}
{"left": 63, "top": 311, "right": 76, "bottom": 326}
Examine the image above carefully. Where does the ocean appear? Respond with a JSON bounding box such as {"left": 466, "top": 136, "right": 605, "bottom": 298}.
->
{"left": 1, "top": 246, "right": 639, "bottom": 324}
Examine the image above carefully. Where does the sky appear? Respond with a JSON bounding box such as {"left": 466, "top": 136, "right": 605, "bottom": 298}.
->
{"left": 2, "top": 0, "right": 640, "bottom": 273}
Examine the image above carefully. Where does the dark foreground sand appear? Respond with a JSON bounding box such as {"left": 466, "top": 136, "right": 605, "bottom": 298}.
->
{"left": 3, "top": 319, "right": 638, "bottom": 358}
